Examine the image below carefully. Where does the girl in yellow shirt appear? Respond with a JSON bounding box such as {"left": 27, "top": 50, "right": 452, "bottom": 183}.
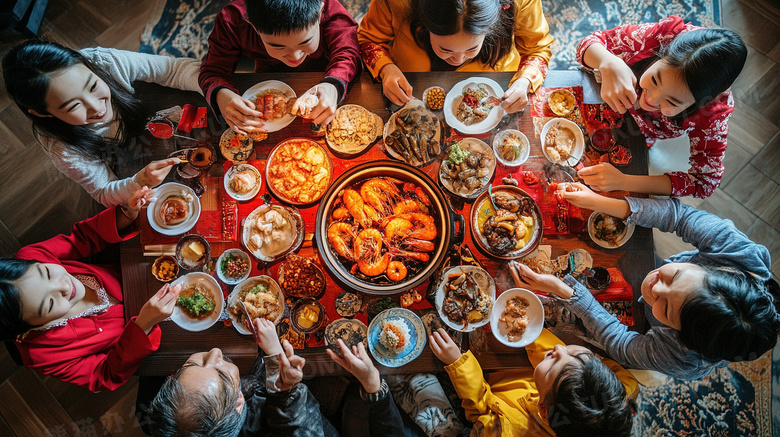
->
{"left": 358, "top": 0, "right": 554, "bottom": 112}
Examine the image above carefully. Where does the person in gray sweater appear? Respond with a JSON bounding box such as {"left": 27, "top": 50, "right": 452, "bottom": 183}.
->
{"left": 512, "top": 182, "right": 779, "bottom": 380}
{"left": 3, "top": 40, "right": 201, "bottom": 207}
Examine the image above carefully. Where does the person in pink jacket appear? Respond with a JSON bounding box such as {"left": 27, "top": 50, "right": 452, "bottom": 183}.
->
{"left": 0, "top": 187, "right": 179, "bottom": 391}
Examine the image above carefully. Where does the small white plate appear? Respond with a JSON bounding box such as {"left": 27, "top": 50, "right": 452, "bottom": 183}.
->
{"left": 147, "top": 183, "right": 201, "bottom": 236}
{"left": 540, "top": 118, "right": 585, "bottom": 166}
{"left": 435, "top": 266, "right": 495, "bottom": 332}
{"left": 241, "top": 80, "right": 297, "bottom": 132}
{"left": 588, "top": 211, "right": 635, "bottom": 249}
{"left": 444, "top": 77, "right": 506, "bottom": 134}
{"left": 170, "top": 272, "right": 224, "bottom": 332}
{"left": 368, "top": 308, "right": 426, "bottom": 368}
{"left": 493, "top": 129, "right": 530, "bottom": 167}
{"left": 216, "top": 248, "right": 252, "bottom": 285}
{"left": 227, "top": 276, "right": 285, "bottom": 335}
{"left": 490, "top": 288, "right": 544, "bottom": 347}
{"left": 224, "top": 163, "right": 262, "bottom": 201}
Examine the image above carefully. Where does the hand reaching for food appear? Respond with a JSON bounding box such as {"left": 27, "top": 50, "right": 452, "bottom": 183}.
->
{"left": 510, "top": 262, "right": 573, "bottom": 299}
{"left": 429, "top": 328, "right": 462, "bottom": 365}
{"left": 299, "top": 82, "right": 338, "bottom": 125}
{"left": 135, "top": 283, "right": 181, "bottom": 334}
{"left": 125, "top": 186, "right": 156, "bottom": 216}
{"left": 577, "top": 162, "right": 626, "bottom": 192}
{"left": 252, "top": 318, "right": 284, "bottom": 356}
{"left": 501, "top": 78, "right": 531, "bottom": 113}
{"left": 379, "top": 63, "right": 413, "bottom": 106}
{"left": 135, "top": 158, "right": 180, "bottom": 189}
{"left": 216, "top": 88, "right": 264, "bottom": 135}
{"left": 291, "top": 87, "right": 320, "bottom": 119}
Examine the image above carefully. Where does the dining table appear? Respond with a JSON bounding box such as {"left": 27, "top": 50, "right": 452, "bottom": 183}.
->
{"left": 122, "top": 70, "right": 654, "bottom": 377}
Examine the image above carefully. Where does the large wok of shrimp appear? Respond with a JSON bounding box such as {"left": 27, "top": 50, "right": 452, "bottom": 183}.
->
{"left": 326, "top": 177, "right": 438, "bottom": 284}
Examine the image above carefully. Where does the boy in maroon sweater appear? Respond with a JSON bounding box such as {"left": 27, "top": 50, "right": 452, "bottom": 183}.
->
{"left": 199, "top": 0, "right": 360, "bottom": 134}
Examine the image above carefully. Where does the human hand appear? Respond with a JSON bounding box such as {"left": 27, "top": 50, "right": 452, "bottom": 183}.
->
{"left": 251, "top": 318, "right": 284, "bottom": 356}
{"left": 327, "top": 339, "right": 382, "bottom": 393}
{"left": 136, "top": 159, "right": 180, "bottom": 189}
{"left": 124, "top": 186, "right": 156, "bottom": 218}
{"left": 304, "top": 82, "right": 339, "bottom": 125}
{"left": 135, "top": 283, "right": 181, "bottom": 334}
{"left": 379, "top": 64, "right": 413, "bottom": 106}
{"left": 429, "top": 328, "right": 462, "bottom": 365}
{"left": 215, "top": 88, "right": 264, "bottom": 135}
{"left": 510, "top": 262, "right": 573, "bottom": 299}
{"left": 501, "top": 78, "right": 531, "bottom": 113}
{"left": 554, "top": 182, "right": 604, "bottom": 210}
{"left": 277, "top": 340, "right": 305, "bottom": 390}
{"left": 577, "top": 163, "right": 626, "bottom": 192}
{"left": 598, "top": 57, "right": 637, "bottom": 113}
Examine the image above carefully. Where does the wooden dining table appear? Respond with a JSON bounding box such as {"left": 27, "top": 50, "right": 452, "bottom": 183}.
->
{"left": 122, "top": 70, "right": 654, "bottom": 377}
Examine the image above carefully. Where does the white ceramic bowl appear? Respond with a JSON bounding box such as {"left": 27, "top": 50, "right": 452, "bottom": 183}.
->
{"left": 493, "top": 129, "right": 530, "bottom": 167}
{"left": 587, "top": 211, "right": 635, "bottom": 249}
{"left": 147, "top": 183, "right": 201, "bottom": 236}
{"left": 227, "top": 276, "right": 285, "bottom": 335}
{"left": 216, "top": 248, "right": 252, "bottom": 285}
{"left": 224, "top": 163, "right": 262, "bottom": 201}
{"left": 443, "top": 77, "right": 506, "bottom": 134}
{"left": 540, "top": 118, "right": 585, "bottom": 166}
{"left": 435, "top": 266, "right": 495, "bottom": 332}
{"left": 170, "top": 272, "right": 224, "bottom": 332}
{"left": 490, "top": 288, "right": 544, "bottom": 347}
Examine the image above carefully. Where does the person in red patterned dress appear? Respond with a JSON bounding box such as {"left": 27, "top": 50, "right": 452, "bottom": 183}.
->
{"left": 0, "top": 187, "right": 180, "bottom": 392}
{"left": 575, "top": 15, "right": 747, "bottom": 198}
{"left": 358, "top": 0, "right": 554, "bottom": 112}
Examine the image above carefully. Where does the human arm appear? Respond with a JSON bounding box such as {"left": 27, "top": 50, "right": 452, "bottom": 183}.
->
{"left": 82, "top": 47, "right": 201, "bottom": 93}
{"left": 577, "top": 163, "right": 674, "bottom": 195}
{"left": 555, "top": 182, "right": 631, "bottom": 219}
{"left": 319, "top": 0, "right": 361, "bottom": 97}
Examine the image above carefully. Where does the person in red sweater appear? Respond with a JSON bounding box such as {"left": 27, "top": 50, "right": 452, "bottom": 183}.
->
{"left": 199, "top": 0, "right": 361, "bottom": 134}
{"left": 0, "top": 187, "right": 179, "bottom": 392}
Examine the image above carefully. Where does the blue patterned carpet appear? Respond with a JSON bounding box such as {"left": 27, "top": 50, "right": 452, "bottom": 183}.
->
{"left": 138, "top": 1, "right": 780, "bottom": 436}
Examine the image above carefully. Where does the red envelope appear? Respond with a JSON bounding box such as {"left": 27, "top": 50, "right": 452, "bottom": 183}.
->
{"left": 193, "top": 107, "right": 208, "bottom": 128}
{"left": 177, "top": 104, "right": 196, "bottom": 133}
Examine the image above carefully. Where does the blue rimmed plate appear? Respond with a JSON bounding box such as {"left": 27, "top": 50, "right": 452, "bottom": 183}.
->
{"left": 367, "top": 308, "right": 426, "bottom": 368}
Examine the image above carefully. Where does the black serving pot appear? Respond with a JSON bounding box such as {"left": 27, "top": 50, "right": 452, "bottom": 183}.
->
{"left": 315, "top": 160, "right": 464, "bottom": 295}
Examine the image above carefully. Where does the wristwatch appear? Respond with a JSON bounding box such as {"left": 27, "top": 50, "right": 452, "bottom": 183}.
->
{"left": 359, "top": 378, "right": 389, "bottom": 403}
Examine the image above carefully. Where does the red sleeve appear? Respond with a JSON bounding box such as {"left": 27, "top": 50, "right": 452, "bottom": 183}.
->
{"left": 199, "top": 5, "right": 243, "bottom": 109}
{"left": 320, "top": 0, "right": 361, "bottom": 86}
{"left": 576, "top": 16, "right": 690, "bottom": 69}
{"left": 40, "top": 318, "right": 161, "bottom": 392}
{"left": 16, "top": 206, "right": 137, "bottom": 263}
{"left": 666, "top": 92, "right": 733, "bottom": 198}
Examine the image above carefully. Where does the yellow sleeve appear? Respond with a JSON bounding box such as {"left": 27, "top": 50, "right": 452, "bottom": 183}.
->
{"left": 600, "top": 357, "right": 640, "bottom": 400}
{"left": 444, "top": 351, "right": 524, "bottom": 436}
{"left": 357, "top": 0, "right": 397, "bottom": 78}
{"left": 524, "top": 328, "right": 564, "bottom": 368}
{"left": 510, "top": 0, "right": 554, "bottom": 92}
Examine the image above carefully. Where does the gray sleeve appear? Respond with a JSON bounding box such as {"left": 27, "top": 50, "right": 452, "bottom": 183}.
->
{"left": 561, "top": 275, "right": 719, "bottom": 380}
{"left": 81, "top": 47, "right": 202, "bottom": 94}
{"left": 624, "top": 197, "right": 772, "bottom": 282}
{"left": 40, "top": 135, "right": 140, "bottom": 207}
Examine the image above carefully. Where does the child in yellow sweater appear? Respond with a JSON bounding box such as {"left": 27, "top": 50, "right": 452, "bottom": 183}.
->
{"left": 430, "top": 328, "right": 638, "bottom": 436}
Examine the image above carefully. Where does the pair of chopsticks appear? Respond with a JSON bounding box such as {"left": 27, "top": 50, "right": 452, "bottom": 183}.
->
{"left": 143, "top": 244, "right": 176, "bottom": 257}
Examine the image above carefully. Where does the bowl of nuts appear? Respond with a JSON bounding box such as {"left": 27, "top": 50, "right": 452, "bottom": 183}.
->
{"left": 423, "top": 86, "right": 446, "bottom": 111}
{"left": 278, "top": 253, "right": 326, "bottom": 298}
{"left": 216, "top": 248, "right": 252, "bottom": 285}
{"left": 152, "top": 255, "right": 179, "bottom": 282}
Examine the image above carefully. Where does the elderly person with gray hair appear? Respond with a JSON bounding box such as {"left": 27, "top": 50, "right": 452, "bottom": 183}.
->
{"left": 147, "top": 318, "right": 404, "bottom": 436}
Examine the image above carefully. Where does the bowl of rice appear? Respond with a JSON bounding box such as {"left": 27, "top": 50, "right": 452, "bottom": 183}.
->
{"left": 368, "top": 308, "right": 426, "bottom": 368}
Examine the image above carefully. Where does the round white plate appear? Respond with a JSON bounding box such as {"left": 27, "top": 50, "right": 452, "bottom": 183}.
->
{"left": 438, "top": 137, "right": 496, "bottom": 200}
{"left": 493, "top": 129, "right": 530, "bottom": 167}
{"left": 443, "top": 77, "right": 506, "bottom": 134}
{"left": 241, "top": 80, "right": 297, "bottom": 132}
{"left": 368, "top": 308, "right": 426, "bottom": 368}
{"left": 224, "top": 163, "right": 262, "bottom": 201}
{"left": 490, "top": 288, "right": 544, "bottom": 347}
{"left": 588, "top": 211, "right": 635, "bottom": 249}
{"left": 435, "top": 266, "right": 495, "bottom": 332}
{"left": 215, "top": 248, "right": 252, "bottom": 285}
{"left": 147, "top": 183, "right": 201, "bottom": 236}
{"left": 227, "top": 276, "right": 285, "bottom": 335}
{"left": 170, "top": 272, "right": 224, "bottom": 332}
{"left": 382, "top": 99, "right": 441, "bottom": 167}
{"left": 540, "top": 118, "right": 585, "bottom": 166}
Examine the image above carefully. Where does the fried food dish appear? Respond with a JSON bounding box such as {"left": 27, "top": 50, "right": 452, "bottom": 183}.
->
{"left": 159, "top": 193, "right": 192, "bottom": 226}
{"left": 327, "top": 105, "right": 380, "bottom": 153}
{"left": 279, "top": 254, "right": 326, "bottom": 298}
{"left": 544, "top": 125, "right": 576, "bottom": 163}
{"left": 497, "top": 133, "right": 527, "bottom": 163}
{"left": 251, "top": 89, "right": 296, "bottom": 121}
{"left": 327, "top": 177, "right": 437, "bottom": 283}
{"left": 383, "top": 106, "right": 441, "bottom": 167}
{"left": 267, "top": 139, "right": 331, "bottom": 204}
{"left": 500, "top": 296, "right": 530, "bottom": 342}
{"left": 479, "top": 192, "right": 536, "bottom": 254}
{"left": 547, "top": 89, "right": 576, "bottom": 116}
{"left": 177, "top": 283, "right": 216, "bottom": 319}
{"left": 441, "top": 271, "right": 492, "bottom": 328}
{"left": 230, "top": 280, "right": 282, "bottom": 325}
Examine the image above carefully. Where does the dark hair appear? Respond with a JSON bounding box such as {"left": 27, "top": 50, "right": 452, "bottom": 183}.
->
{"left": 0, "top": 258, "right": 37, "bottom": 341}
{"left": 2, "top": 40, "right": 146, "bottom": 163}
{"left": 543, "top": 353, "right": 633, "bottom": 437}
{"left": 631, "top": 28, "right": 746, "bottom": 123}
{"left": 410, "top": 0, "right": 515, "bottom": 68}
{"left": 679, "top": 268, "right": 780, "bottom": 362}
{"left": 148, "top": 363, "right": 244, "bottom": 437}
{"left": 245, "top": 0, "right": 322, "bottom": 36}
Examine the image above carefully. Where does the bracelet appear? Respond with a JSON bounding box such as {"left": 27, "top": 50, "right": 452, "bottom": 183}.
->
{"left": 359, "top": 378, "right": 389, "bottom": 403}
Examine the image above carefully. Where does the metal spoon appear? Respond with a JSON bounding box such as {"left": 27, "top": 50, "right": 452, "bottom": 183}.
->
{"left": 487, "top": 184, "right": 499, "bottom": 211}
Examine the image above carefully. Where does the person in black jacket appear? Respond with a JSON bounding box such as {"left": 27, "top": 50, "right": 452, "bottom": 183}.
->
{"left": 147, "top": 318, "right": 404, "bottom": 436}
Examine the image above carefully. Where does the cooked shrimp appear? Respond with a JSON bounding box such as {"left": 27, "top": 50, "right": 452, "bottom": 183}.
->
{"left": 343, "top": 189, "right": 371, "bottom": 229}
{"left": 328, "top": 222, "right": 357, "bottom": 261}
{"left": 396, "top": 213, "right": 437, "bottom": 241}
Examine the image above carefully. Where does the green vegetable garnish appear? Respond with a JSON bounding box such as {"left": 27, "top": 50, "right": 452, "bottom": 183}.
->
{"left": 248, "top": 283, "right": 270, "bottom": 294}
{"left": 448, "top": 142, "right": 471, "bottom": 164}
{"left": 177, "top": 292, "right": 216, "bottom": 317}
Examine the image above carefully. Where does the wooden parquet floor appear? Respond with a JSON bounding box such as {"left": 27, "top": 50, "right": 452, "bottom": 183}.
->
{"left": 0, "top": 0, "right": 777, "bottom": 435}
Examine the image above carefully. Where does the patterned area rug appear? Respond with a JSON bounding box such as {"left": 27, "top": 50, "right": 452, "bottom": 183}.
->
{"left": 140, "top": 0, "right": 720, "bottom": 69}
{"left": 137, "top": 1, "right": 778, "bottom": 436}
